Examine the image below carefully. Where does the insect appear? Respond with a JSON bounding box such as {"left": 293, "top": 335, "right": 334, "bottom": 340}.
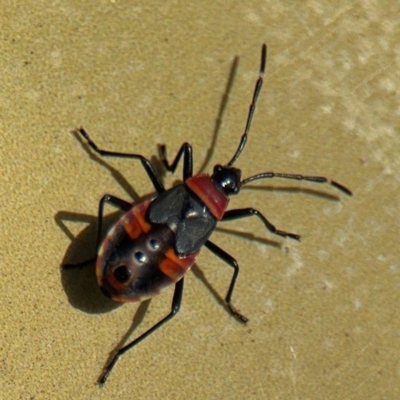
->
{"left": 64, "top": 44, "right": 352, "bottom": 385}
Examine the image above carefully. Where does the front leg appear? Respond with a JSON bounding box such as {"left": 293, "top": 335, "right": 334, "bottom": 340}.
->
{"left": 75, "top": 128, "right": 165, "bottom": 194}
{"left": 222, "top": 208, "right": 300, "bottom": 241}
{"left": 158, "top": 142, "right": 193, "bottom": 181}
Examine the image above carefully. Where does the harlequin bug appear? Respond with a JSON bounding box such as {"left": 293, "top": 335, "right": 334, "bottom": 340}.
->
{"left": 64, "top": 44, "right": 352, "bottom": 385}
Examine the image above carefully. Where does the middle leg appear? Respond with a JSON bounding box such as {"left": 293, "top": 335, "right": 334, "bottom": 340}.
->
{"left": 158, "top": 142, "right": 193, "bottom": 181}
{"left": 76, "top": 128, "right": 165, "bottom": 194}
{"left": 205, "top": 240, "right": 248, "bottom": 323}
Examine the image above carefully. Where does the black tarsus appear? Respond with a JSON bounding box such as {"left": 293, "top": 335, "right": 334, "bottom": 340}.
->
{"left": 331, "top": 180, "right": 352, "bottom": 196}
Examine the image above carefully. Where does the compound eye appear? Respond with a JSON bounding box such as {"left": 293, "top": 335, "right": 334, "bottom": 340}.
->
{"left": 113, "top": 265, "right": 131, "bottom": 283}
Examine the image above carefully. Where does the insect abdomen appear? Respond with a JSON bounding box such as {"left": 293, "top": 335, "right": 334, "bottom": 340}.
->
{"left": 96, "top": 199, "right": 198, "bottom": 302}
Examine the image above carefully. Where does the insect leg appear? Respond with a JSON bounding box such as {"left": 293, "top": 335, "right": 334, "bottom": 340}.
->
{"left": 97, "top": 277, "right": 184, "bottom": 385}
{"left": 158, "top": 142, "right": 193, "bottom": 180}
{"left": 204, "top": 240, "right": 248, "bottom": 324}
{"left": 75, "top": 128, "right": 165, "bottom": 194}
{"left": 222, "top": 208, "right": 301, "bottom": 240}
{"left": 63, "top": 195, "right": 131, "bottom": 269}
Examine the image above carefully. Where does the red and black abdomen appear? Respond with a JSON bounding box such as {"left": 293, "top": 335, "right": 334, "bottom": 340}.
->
{"left": 96, "top": 199, "right": 198, "bottom": 303}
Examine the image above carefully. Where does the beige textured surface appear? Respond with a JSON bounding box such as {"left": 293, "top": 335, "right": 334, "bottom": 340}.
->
{"left": 1, "top": 1, "right": 399, "bottom": 399}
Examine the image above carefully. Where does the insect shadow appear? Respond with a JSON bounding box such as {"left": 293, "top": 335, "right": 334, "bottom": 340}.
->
{"left": 197, "top": 55, "right": 239, "bottom": 174}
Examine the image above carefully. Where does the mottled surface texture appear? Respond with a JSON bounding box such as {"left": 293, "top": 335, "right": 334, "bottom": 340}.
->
{"left": 1, "top": 1, "right": 399, "bottom": 399}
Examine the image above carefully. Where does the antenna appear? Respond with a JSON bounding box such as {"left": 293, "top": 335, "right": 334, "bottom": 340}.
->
{"left": 227, "top": 44, "right": 267, "bottom": 166}
{"left": 242, "top": 172, "right": 352, "bottom": 196}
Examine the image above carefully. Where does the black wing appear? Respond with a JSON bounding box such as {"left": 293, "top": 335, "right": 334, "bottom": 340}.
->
{"left": 147, "top": 185, "right": 216, "bottom": 257}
